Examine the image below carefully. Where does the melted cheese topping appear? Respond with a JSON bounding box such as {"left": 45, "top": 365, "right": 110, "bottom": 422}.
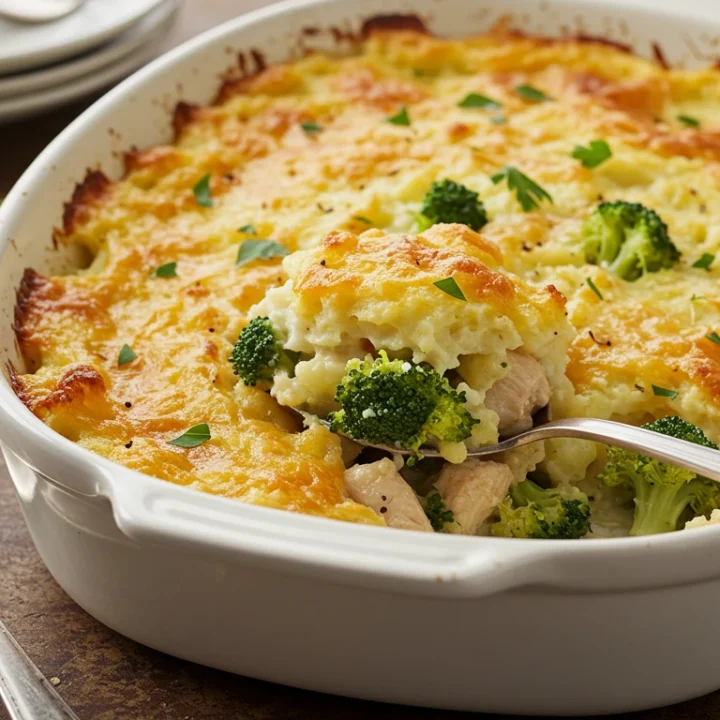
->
{"left": 11, "top": 25, "right": 720, "bottom": 523}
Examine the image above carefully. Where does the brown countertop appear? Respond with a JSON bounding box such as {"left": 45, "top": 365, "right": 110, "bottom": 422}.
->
{"left": 3, "top": 1, "right": 720, "bottom": 717}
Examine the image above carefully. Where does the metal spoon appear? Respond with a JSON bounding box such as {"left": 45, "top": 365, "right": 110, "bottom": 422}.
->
{"left": 0, "top": 618, "right": 79, "bottom": 720}
{"left": 316, "top": 415, "right": 720, "bottom": 483}
{"left": 0, "top": 0, "right": 85, "bottom": 23}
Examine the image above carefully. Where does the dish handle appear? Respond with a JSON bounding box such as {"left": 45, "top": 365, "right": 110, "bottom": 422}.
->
{"left": 107, "top": 472, "right": 549, "bottom": 598}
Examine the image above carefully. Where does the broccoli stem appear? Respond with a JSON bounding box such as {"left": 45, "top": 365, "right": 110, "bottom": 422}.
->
{"left": 610, "top": 226, "right": 646, "bottom": 280}
{"left": 630, "top": 481, "right": 695, "bottom": 536}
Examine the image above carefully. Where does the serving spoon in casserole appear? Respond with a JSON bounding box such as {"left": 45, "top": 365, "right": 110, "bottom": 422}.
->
{"left": 315, "top": 411, "right": 720, "bottom": 483}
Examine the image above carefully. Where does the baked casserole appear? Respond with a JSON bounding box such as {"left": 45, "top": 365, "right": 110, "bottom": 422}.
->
{"left": 11, "top": 22, "right": 720, "bottom": 537}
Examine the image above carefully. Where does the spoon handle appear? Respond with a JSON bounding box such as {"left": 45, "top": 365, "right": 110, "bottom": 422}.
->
{"left": 489, "top": 417, "right": 720, "bottom": 483}
{"left": 0, "top": 619, "right": 79, "bottom": 720}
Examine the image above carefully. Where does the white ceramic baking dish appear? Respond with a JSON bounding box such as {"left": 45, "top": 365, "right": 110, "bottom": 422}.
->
{"left": 3, "top": 0, "right": 720, "bottom": 714}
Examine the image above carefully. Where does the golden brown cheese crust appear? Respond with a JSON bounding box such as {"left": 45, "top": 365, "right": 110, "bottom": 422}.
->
{"left": 292, "top": 225, "right": 564, "bottom": 326}
{"left": 13, "top": 23, "right": 720, "bottom": 518}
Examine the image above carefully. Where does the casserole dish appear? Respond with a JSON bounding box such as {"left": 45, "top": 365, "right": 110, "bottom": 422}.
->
{"left": 3, "top": 0, "right": 720, "bottom": 713}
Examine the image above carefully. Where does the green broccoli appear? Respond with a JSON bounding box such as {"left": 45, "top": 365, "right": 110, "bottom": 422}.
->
{"left": 416, "top": 179, "right": 488, "bottom": 232}
{"left": 491, "top": 480, "right": 591, "bottom": 539}
{"left": 229, "top": 316, "right": 298, "bottom": 388}
{"left": 423, "top": 492, "right": 456, "bottom": 532}
{"left": 598, "top": 416, "right": 720, "bottom": 536}
{"left": 329, "top": 351, "right": 478, "bottom": 454}
{"left": 582, "top": 201, "right": 680, "bottom": 281}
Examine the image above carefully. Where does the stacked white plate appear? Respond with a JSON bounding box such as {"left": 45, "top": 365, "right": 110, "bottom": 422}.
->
{"left": 0, "top": 0, "right": 182, "bottom": 123}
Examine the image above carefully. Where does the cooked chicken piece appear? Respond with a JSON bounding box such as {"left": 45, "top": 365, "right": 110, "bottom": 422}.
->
{"left": 484, "top": 351, "right": 550, "bottom": 436}
{"left": 433, "top": 459, "right": 514, "bottom": 535}
{"left": 496, "top": 443, "right": 545, "bottom": 485}
{"left": 345, "top": 459, "right": 433, "bottom": 531}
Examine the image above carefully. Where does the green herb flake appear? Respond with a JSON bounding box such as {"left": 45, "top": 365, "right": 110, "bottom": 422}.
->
{"left": 118, "top": 344, "right": 137, "bottom": 367}
{"left": 571, "top": 139, "right": 612, "bottom": 169}
{"left": 651, "top": 385, "right": 678, "bottom": 400}
{"left": 515, "top": 84, "right": 552, "bottom": 102}
{"left": 154, "top": 262, "right": 177, "bottom": 278}
{"left": 433, "top": 276, "right": 466, "bottom": 301}
{"left": 708, "top": 332, "right": 720, "bottom": 344}
{"left": 693, "top": 253, "right": 715, "bottom": 270}
{"left": 238, "top": 224, "right": 257, "bottom": 234}
{"left": 236, "top": 239, "right": 290, "bottom": 267}
{"left": 678, "top": 114, "right": 700, "bottom": 128}
{"left": 300, "top": 121, "right": 323, "bottom": 136}
{"left": 424, "top": 492, "right": 455, "bottom": 532}
{"left": 412, "top": 68, "right": 427, "bottom": 78}
{"left": 585, "top": 277, "right": 604, "bottom": 300}
{"left": 353, "top": 216, "right": 373, "bottom": 224}
{"left": 193, "top": 173, "right": 213, "bottom": 208}
{"left": 387, "top": 106, "right": 411, "bottom": 126}
{"left": 691, "top": 294, "right": 704, "bottom": 301}
{"left": 167, "top": 423, "right": 211, "bottom": 448}
{"left": 490, "top": 166, "right": 553, "bottom": 212}
{"left": 458, "top": 92, "right": 501, "bottom": 110}
{"left": 490, "top": 114, "right": 506, "bottom": 124}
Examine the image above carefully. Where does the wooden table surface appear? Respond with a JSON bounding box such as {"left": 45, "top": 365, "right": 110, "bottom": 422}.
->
{"left": 3, "top": 1, "right": 720, "bottom": 718}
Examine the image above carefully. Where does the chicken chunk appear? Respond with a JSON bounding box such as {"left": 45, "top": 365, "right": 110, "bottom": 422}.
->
{"left": 484, "top": 351, "right": 550, "bottom": 436}
{"left": 345, "top": 459, "right": 433, "bottom": 531}
{"left": 433, "top": 459, "right": 514, "bottom": 535}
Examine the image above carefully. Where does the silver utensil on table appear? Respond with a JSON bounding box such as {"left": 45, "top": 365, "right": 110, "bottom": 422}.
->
{"left": 0, "top": 618, "right": 79, "bottom": 720}
{"left": 0, "top": 0, "right": 85, "bottom": 23}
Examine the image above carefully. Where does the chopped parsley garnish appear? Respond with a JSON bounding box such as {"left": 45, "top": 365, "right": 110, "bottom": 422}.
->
{"left": 515, "top": 84, "right": 552, "bottom": 102}
{"left": 458, "top": 92, "right": 501, "bottom": 110}
{"left": 571, "top": 140, "right": 612, "bottom": 169}
{"left": 236, "top": 239, "right": 290, "bottom": 267}
{"left": 300, "top": 121, "right": 323, "bottom": 136}
{"left": 154, "top": 262, "right": 177, "bottom": 278}
{"left": 118, "top": 344, "right": 137, "bottom": 366}
{"left": 491, "top": 114, "right": 506, "bottom": 124}
{"left": 424, "top": 492, "right": 455, "bottom": 532}
{"left": 678, "top": 114, "right": 700, "bottom": 128}
{"left": 691, "top": 294, "right": 704, "bottom": 301}
{"left": 433, "top": 277, "right": 466, "bottom": 301}
{"left": 193, "top": 173, "right": 213, "bottom": 208}
{"left": 387, "top": 106, "right": 411, "bottom": 126}
{"left": 693, "top": 253, "right": 715, "bottom": 270}
{"left": 167, "top": 423, "right": 211, "bottom": 448}
{"left": 490, "top": 166, "right": 553, "bottom": 212}
{"left": 651, "top": 385, "right": 678, "bottom": 400}
{"left": 707, "top": 332, "right": 720, "bottom": 344}
{"left": 353, "top": 216, "right": 373, "bottom": 224}
{"left": 238, "top": 224, "right": 257, "bottom": 234}
{"left": 586, "top": 277, "right": 604, "bottom": 300}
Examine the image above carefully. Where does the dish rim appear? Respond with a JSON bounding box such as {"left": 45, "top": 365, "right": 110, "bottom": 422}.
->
{"left": 3, "top": 0, "right": 720, "bottom": 596}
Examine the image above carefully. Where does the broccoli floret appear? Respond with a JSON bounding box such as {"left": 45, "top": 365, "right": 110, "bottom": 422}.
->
{"left": 582, "top": 201, "right": 680, "bottom": 281}
{"left": 423, "top": 492, "right": 456, "bottom": 532}
{"left": 329, "top": 351, "right": 478, "bottom": 453}
{"left": 416, "top": 179, "right": 488, "bottom": 232}
{"left": 598, "top": 416, "right": 720, "bottom": 536}
{"left": 491, "top": 480, "right": 591, "bottom": 539}
{"left": 229, "top": 316, "right": 297, "bottom": 388}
